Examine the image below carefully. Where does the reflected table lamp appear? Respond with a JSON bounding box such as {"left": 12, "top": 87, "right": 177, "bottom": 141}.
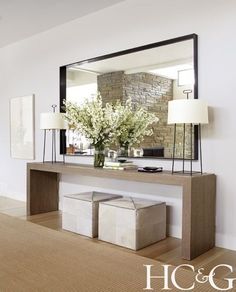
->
{"left": 40, "top": 104, "right": 66, "bottom": 163}
{"left": 168, "top": 99, "right": 208, "bottom": 175}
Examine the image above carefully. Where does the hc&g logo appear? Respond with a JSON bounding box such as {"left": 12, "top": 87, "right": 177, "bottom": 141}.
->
{"left": 144, "top": 264, "right": 236, "bottom": 291}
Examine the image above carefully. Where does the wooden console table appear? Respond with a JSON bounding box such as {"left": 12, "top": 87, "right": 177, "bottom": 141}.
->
{"left": 27, "top": 162, "right": 216, "bottom": 260}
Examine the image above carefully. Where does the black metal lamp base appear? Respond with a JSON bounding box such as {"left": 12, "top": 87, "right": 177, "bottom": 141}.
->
{"left": 171, "top": 123, "right": 203, "bottom": 176}
{"left": 171, "top": 170, "right": 203, "bottom": 176}
{"left": 42, "top": 129, "right": 56, "bottom": 164}
{"left": 42, "top": 129, "right": 65, "bottom": 164}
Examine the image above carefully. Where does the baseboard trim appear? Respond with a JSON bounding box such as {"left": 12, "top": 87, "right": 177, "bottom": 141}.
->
{"left": 0, "top": 192, "right": 26, "bottom": 202}
{"left": 216, "top": 233, "right": 236, "bottom": 251}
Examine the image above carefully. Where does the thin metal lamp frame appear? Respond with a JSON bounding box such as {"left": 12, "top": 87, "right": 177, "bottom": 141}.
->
{"left": 42, "top": 128, "right": 57, "bottom": 164}
{"left": 42, "top": 105, "right": 65, "bottom": 164}
{"left": 171, "top": 90, "right": 203, "bottom": 176}
{"left": 171, "top": 123, "right": 203, "bottom": 176}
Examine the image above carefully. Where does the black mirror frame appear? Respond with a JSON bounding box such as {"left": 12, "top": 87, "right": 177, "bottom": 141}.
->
{"left": 59, "top": 33, "right": 198, "bottom": 160}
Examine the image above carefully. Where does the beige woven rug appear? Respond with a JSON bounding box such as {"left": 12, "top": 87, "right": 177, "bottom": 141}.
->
{"left": 0, "top": 214, "right": 229, "bottom": 291}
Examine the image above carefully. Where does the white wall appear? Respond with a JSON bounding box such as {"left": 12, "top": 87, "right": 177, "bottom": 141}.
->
{"left": 0, "top": 0, "right": 236, "bottom": 249}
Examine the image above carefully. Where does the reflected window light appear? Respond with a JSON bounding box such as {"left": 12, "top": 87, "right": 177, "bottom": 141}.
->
{"left": 178, "top": 69, "right": 194, "bottom": 86}
{"left": 66, "top": 83, "right": 97, "bottom": 104}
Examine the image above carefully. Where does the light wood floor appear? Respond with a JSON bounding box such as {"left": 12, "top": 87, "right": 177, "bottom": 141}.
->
{"left": 1, "top": 196, "right": 236, "bottom": 281}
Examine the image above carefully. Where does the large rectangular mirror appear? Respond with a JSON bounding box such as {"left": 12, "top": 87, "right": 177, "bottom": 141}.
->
{"left": 60, "top": 34, "right": 198, "bottom": 159}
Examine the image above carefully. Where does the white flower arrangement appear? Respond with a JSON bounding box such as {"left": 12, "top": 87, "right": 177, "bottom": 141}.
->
{"left": 64, "top": 94, "right": 119, "bottom": 149}
{"left": 64, "top": 95, "right": 159, "bottom": 151}
{"left": 114, "top": 99, "right": 159, "bottom": 148}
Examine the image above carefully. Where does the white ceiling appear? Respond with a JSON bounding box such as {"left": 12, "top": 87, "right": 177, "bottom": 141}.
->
{"left": 0, "top": 0, "right": 124, "bottom": 48}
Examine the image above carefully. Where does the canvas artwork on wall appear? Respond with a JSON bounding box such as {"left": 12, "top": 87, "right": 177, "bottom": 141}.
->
{"left": 10, "top": 94, "right": 35, "bottom": 160}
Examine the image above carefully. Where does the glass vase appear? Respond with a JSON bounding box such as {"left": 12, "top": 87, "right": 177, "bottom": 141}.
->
{"left": 94, "top": 146, "right": 105, "bottom": 168}
{"left": 119, "top": 144, "right": 129, "bottom": 157}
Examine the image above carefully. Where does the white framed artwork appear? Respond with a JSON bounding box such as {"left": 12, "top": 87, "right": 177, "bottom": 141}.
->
{"left": 10, "top": 94, "right": 35, "bottom": 160}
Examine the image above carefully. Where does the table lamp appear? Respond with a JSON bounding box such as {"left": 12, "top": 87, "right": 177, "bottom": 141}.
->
{"left": 168, "top": 98, "right": 208, "bottom": 175}
{"left": 40, "top": 105, "right": 66, "bottom": 163}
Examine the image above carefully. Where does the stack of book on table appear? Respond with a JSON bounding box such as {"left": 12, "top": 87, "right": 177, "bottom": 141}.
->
{"left": 103, "top": 161, "right": 138, "bottom": 170}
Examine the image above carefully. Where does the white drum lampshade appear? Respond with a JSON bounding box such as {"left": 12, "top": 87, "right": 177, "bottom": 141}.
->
{"left": 167, "top": 98, "right": 209, "bottom": 175}
{"left": 40, "top": 112, "right": 66, "bottom": 130}
{"left": 168, "top": 99, "right": 208, "bottom": 125}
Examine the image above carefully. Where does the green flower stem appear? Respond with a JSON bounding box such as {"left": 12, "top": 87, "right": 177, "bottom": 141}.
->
{"left": 94, "top": 144, "right": 105, "bottom": 167}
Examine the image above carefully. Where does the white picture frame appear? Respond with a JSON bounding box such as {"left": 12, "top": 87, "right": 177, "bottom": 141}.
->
{"left": 10, "top": 94, "right": 35, "bottom": 160}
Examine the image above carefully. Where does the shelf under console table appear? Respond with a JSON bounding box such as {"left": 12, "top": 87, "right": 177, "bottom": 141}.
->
{"left": 27, "top": 162, "right": 216, "bottom": 260}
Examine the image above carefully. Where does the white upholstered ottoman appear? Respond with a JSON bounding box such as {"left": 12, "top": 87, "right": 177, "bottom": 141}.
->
{"left": 62, "top": 192, "right": 121, "bottom": 238}
{"left": 99, "top": 197, "right": 166, "bottom": 250}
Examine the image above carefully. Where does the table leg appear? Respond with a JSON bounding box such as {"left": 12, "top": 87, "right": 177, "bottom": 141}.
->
{"left": 182, "top": 174, "right": 216, "bottom": 260}
{"left": 27, "top": 168, "right": 59, "bottom": 215}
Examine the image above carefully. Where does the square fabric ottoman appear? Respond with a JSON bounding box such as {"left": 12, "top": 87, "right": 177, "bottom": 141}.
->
{"left": 99, "top": 197, "right": 166, "bottom": 250}
{"left": 62, "top": 191, "right": 121, "bottom": 238}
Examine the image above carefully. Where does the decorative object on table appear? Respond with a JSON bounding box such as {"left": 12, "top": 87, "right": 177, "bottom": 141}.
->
{"left": 133, "top": 148, "right": 144, "bottom": 157}
{"left": 107, "top": 150, "right": 118, "bottom": 162}
{"left": 168, "top": 91, "right": 208, "bottom": 175}
{"left": 62, "top": 192, "right": 122, "bottom": 238}
{"left": 103, "top": 161, "right": 138, "bottom": 170}
{"left": 64, "top": 94, "right": 120, "bottom": 167}
{"left": 142, "top": 147, "right": 164, "bottom": 157}
{"left": 99, "top": 197, "right": 166, "bottom": 250}
{"left": 67, "top": 144, "right": 75, "bottom": 155}
{"left": 66, "top": 128, "right": 76, "bottom": 154}
{"left": 74, "top": 150, "right": 87, "bottom": 155}
{"left": 40, "top": 104, "right": 66, "bottom": 163}
{"left": 117, "top": 159, "right": 127, "bottom": 163}
{"left": 10, "top": 94, "right": 35, "bottom": 160}
{"left": 94, "top": 146, "right": 105, "bottom": 168}
{"left": 64, "top": 95, "right": 158, "bottom": 164}
{"left": 114, "top": 99, "right": 159, "bottom": 157}
{"left": 138, "top": 166, "right": 163, "bottom": 173}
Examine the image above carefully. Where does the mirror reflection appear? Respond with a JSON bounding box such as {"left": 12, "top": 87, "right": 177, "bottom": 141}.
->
{"left": 64, "top": 38, "right": 196, "bottom": 159}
